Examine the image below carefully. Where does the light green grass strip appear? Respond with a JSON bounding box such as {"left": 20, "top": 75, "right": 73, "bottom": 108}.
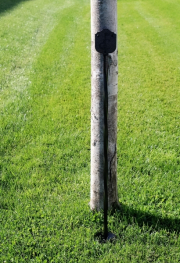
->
{"left": 0, "top": 0, "right": 76, "bottom": 102}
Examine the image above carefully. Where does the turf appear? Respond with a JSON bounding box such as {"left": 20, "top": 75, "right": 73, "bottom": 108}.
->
{"left": 0, "top": 0, "right": 180, "bottom": 262}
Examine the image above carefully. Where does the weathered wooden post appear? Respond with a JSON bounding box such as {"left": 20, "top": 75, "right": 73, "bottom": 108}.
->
{"left": 90, "top": 0, "right": 119, "bottom": 239}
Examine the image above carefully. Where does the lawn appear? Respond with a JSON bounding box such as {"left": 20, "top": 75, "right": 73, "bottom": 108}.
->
{"left": 0, "top": 0, "right": 180, "bottom": 262}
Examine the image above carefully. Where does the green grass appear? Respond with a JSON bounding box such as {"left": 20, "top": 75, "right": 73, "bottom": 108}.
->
{"left": 0, "top": 0, "right": 180, "bottom": 261}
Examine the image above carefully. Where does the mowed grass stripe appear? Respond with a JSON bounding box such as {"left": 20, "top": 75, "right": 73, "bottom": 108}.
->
{"left": 118, "top": 0, "right": 180, "bottom": 130}
{"left": 0, "top": 0, "right": 79, "bottom": 155}
{"left": 0, "top": 0, "right": 76, "bottom": 96}
{"left": 117, "top": 0, "right": 180, "bottom": 216}
{"left": 1, "top": 1, "right": 90, "bottom": 193}
{"left": 1, "top": 1, "right": 92, "bottom": 261}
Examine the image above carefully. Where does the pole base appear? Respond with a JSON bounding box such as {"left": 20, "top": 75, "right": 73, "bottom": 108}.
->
{"left": 94, "top": 231, "right": 116, "bottom": 243}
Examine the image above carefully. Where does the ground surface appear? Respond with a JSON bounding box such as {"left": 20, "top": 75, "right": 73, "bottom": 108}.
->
{"left": 0, "top": 0, "right": 180, "bottom": 262}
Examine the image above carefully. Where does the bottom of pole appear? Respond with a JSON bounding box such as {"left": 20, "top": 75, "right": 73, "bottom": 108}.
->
{"left": 94, "top": 231, "right": 116, "bottom": 243}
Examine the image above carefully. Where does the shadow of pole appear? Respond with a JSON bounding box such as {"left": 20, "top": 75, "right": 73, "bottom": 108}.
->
{"left": 112, "top": 203, "right": 180, "bottom": 234}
